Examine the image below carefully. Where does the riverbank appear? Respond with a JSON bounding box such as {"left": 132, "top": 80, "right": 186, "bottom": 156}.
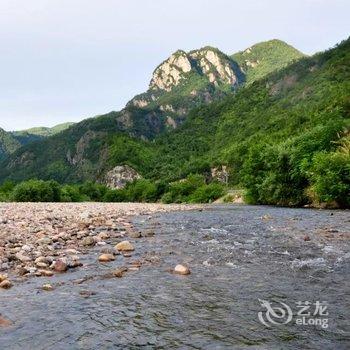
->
{"left": 0, "top": 202, "right": 200, "bottom": 289}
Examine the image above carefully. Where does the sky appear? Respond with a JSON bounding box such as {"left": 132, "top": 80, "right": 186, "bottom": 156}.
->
{"left": 0, "top": 0, "right": 349, "bottom": 131}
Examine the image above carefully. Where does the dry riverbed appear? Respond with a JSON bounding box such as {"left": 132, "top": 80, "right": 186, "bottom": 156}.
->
{"left": 0, "top": 203, "right": 199, "bottom": 292}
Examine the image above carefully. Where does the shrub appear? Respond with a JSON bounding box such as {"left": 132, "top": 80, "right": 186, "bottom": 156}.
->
{"left": 308, "top": 152, "right": 350, "bottom": 207}
{"left": 60, "top": 184, "right": 84, "bottom": 202}
{"left": 188, "top": 183, "right": 225, "bottom": 203}
{"left": 161, "top": 174, "right": 205, "bottom": 203}
{"left": 103, "top": 189, "right": 126, "bottom": 202}
{"left": 124, "top": 179, "right": 158, "bottom": 202}
{"left": 79, "top": 181, "right": 108, "bottom": 201}
{"left": 11, "top": 179, "right": 61, "bottom": 202}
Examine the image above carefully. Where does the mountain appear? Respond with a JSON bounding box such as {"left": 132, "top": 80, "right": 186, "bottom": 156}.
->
{"left": 11, "top": 122, "right": 75, "bottom": 146}
{"left": 128, "top": 46, "right": 244, "bottom": 125}
{"left": 0, "top": 128, "right": 21, "bottom": 160}
{"left": 0, "top": 39, "right": 314, "bottom": 185}
{"left": 147, "top": 38, "right": 350, "bottom": 206}
{"left": 231, "top": 39, "right": 305, "bottom": 84}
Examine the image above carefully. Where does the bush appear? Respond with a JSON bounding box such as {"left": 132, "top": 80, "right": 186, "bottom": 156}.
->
{"left": 188, "top": 183, "right": 225, "bottom": 203}
{"left": 124, "top": 179, "right": 158, "bottom": 202}
{"left": 79, "top": 181, "right": 108, "bottom": 201}
{"left": 60, "top": 184, "right": 85, "bottom": 202}
{"left": 11, "top": 179, "right": 61, "bottom": 202}
{"left": 308, "top": 152, "right": 350, "bottom": 207}
{"left": 161, "top": 174, "right": 205, "bottom": 203}
{"left": 103, "top": 189, "right": 126, "bottom": 202}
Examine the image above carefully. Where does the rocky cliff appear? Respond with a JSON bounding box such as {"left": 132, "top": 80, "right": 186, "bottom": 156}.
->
{"left": 129, "top": 47, "right": 245, "bottom": 126}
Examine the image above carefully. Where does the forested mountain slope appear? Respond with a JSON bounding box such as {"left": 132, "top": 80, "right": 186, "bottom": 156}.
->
{"left": 147, "top": 38, "right": 350, "bottom": 206}
{"left": 0, "top": 40, "right": 304, "bottom": 183}
{"left": 0, "top": 128, "right": 21, "bottom": 161}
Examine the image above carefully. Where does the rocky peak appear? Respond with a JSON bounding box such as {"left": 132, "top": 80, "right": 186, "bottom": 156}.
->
{"left": 149, "top": 47, "right": 243, "bottom": 92}
{"left": 149, "top": 50, "right": 192, "bottom": 91}
{"left": 189, "top": 47, "right": 242, "bottom": 87}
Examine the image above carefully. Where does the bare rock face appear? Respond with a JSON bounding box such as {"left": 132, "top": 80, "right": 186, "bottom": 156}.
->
{"left": 211, "top": 165, "right": 229, "bottom": 184}
{"left": 67, "top": 130, "right": 106, "bottom": 166}
{"left": 150, "top": 50, "right": 192, "bottom": 91}
{"left": 149, "top": 47, "right": 243, "bottom": 93}
{"left": 191, "top": 49, "right": 239, "bottom": 87}
{"left": 104, "top": 165, "right": 141, "bottom": 190}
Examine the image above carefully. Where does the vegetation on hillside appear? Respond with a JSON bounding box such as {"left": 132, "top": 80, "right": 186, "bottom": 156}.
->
{"left": 152, "top": 39, "right": 350, "bottom": 207}
{"left": 232, "top": 39, "right": 305, "bottom": 84}
{"left": 0, "top": 128, "right": 21, "bottom": 160}
{"left": 0, "top": 38, "right": 348, "bottom": 207}
{"left": 10, "top": 122, "right": 75, "bottom": 146}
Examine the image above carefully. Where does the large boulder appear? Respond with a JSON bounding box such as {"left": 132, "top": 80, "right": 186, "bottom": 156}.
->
{"left": 104, "top": 165, "right": 141, "bottom": 189}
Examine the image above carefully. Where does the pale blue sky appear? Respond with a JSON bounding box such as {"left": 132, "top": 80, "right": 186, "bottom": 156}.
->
{"left": 0, "top": 0, "right": 349, "bottom": 131}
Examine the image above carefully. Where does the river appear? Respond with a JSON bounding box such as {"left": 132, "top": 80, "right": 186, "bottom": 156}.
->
{"left": 0, "top": 205, "right": 349, "bottom": 349}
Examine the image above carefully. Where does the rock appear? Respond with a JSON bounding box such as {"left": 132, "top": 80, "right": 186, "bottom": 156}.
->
{"left": 113, "top": 267, "right": 128, "bottom": 278}
{"left": 81, "top": 236, "right": 95, "bottom": 246}
{"left": 0, "top": 279, "right": 12, "bottom": 289}
{"left": 97, "top": 232, "right": 110, "bottom": 240}
{"left": 174, "top": 264, "right": 190, "bottom": 275}
{"left": 15, "top": 253, "right": 32, "bottom": 263}
{"left": 65, "top": 249, "right": 80, "bottom": 255}
{"left": 42, "top": 283, "right": 54, "bottom": 291}
{"left": 0, "top": 315, "right": 12, "bottom": 327}
{"left": 36, "top": 262, "right": 49, "bottom": 268}
{"left": 0, "top": 274, "right": 8, "bottom": 282}
{"left": 67, "top": 259, "right": 82, "bottom": 268}
{"left": 115, "top": 241, "right": 134, "bottom": 252}
{"left": 128, "top": 231, "right": 142, "bottom": 238}
{"left": 39, "top": 270, "right": 54, "bottom": 277}
{"left": 142, "top": 230, "right": 155, "bottom": 237}
{"left": 21, "top": 244, "right": 32, "bottom": 252}
{"left": 130, "top": 260, "right": 142, "bottom": 268}
{"left": 54, "top": 259, "right": 68, "bottom": 272}
{"left": 104, "top": 165, "right": 141, "bottom": 190}
{"left": 100, "top": 247, "right": 116, "bottom": 255}
{"left": 304, "top": 235, "right": 311, "bottom": 241}
{"left": 37, "top": 237, "right": 52, "bottom": 245}
{"left": 35, "top": 256, "right": 50, "bottom": 264}
{"left": 98, "top": 254, "right": 115, "bottom": 262}
{"left": 17, "top": 267, "right": 28, "bottom": 276}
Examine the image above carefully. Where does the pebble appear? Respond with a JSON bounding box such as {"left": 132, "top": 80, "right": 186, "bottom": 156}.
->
{"left": 115, "top": 241, "right": 134, "bottom": 252}
{"left": 0, "top": 203, "right": 198, "bottom": 288}
{"left": 0, "top": 316, "right": 12, "bottom": 327}
{"left": 39, "top": 270, "right": 54, "bottom": 277}
{"left": 98, "top": 254, "right": 115, "bottom": 262}
{"left": 113, "top": 267, "right": 128, "bottom": 278}
{"left": 81, "top": 236, "right": 95, "bottom": 247}
{"left": 54, "top": 259, "right": 68, "bottom": 272}
{"left": 128, "top": 231, "right": 142, "bottom": 238}
{"left": 174, "top": 264, "right": 191, "bottom": 275}
{"left": 42, "top": 283, "right": 54, "bottom": 291}
{"left": 0, "top": 279, "right": 13, "bottom": 289}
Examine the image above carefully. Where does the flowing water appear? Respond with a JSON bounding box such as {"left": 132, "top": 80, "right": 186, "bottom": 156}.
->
{"left": 0, "top": 205, "right": 349, "bottom": 349}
